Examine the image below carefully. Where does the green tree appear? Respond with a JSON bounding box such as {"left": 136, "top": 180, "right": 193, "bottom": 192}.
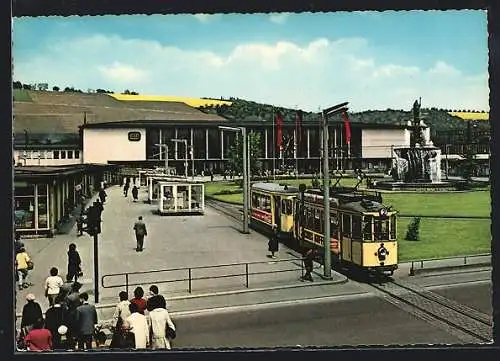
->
{"left": 227, "top": 132, "right": 263, "bottom": 177}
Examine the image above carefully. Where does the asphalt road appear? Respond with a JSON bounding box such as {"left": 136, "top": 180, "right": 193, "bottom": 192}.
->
{"left": 432, "top": 282, "right": 492, "bottom": 316}
{"left": 172, "top": 293, "right": 462, "bottom": 349}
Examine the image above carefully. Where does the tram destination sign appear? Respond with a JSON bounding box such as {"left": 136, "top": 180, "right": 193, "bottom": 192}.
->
{"left": 128, "top": 131, "right": 142, "bottom": 142}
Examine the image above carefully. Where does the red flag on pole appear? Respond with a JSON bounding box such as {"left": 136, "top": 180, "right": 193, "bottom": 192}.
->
{"left": 342, "top": 111, "right": 351, "bottom": 144}
{"left": 276, "top": 111, "right": 284, "bottom": 151}
{"left": 295, "top": 109, "right": 303, "bottom": 149}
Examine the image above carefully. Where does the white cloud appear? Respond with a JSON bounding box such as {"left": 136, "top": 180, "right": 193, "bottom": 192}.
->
{"left": 97, "top": 62, "right": 149, "bottom": 83}
{"left": 12, "top": 34, "right": 489, "bottom": 112}
{"left": 192, "top": 14, "right": 220, "bottom": 23}
{"left": 269, "top": 13, "right": 290, "bottom": 24}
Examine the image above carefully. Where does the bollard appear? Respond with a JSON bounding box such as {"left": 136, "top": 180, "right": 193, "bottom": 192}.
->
{"left": 409, "top": 262, "right": 415, "bottom": 276}
{"left": 245, "top": 264, "right": 249, "bottom": 288}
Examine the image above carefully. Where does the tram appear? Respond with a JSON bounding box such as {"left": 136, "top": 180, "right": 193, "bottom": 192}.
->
{"left": 249, "top": 177, "right": 399, "bottom": 276}
{"left": 249, "top": 182, "right": 299, "bottom": 240}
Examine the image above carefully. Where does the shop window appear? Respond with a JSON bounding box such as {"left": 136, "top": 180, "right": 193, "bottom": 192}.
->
{"left": 75, "top": 150, "right": 80, "bottom": 159}
{"left": 61, "top": 151, "right": 66, "bottom": 159}
{"left": 67, "top": 151, "right": 73, "bottom": 159}
{"left": 53, "top": 151, "right": 60, "bottom": 159}
{"left": 14, "top": 185, "right": 35, "bottom": 229}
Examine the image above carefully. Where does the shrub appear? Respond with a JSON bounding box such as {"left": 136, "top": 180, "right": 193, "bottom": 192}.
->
{"left": 405, "top": 217, "right": 421, "bottom": 241}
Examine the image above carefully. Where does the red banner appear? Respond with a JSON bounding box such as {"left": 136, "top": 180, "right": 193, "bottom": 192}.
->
{"left": 276, "top": 111, "right": 283, "bottom": 151}
{"left": 342, "top": 111, "right": 351, "bottom": 144}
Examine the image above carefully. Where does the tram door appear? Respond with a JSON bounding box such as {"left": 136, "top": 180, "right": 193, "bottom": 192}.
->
{"left": 274, "top": 195, "right": 281, "bottom": 228}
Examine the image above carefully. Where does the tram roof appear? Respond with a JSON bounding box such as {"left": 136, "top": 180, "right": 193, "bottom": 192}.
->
{"left": 340, "top": 200, "right": 387, "bottom": 214}
{"left": 251, "top": 182, "right": 299, "bottom": 194}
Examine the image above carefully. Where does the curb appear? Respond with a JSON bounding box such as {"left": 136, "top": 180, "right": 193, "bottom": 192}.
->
{"left": 94, "top": 275, "right": 348, "bottom": 311}
{"left": 409, "top": 261, "right": 491, "bottom": 276}
{"left": 15, "top": 275, "right": 348, "bottom": 320}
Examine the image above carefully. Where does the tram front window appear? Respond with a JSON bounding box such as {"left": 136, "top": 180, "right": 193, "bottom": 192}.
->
{"left": 374, "top": 218, "right": 389, "bottom": 241}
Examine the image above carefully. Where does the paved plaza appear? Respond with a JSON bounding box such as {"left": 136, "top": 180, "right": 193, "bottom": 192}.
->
{"left": 15, "top": 184, "right": 346, "bottom": 324}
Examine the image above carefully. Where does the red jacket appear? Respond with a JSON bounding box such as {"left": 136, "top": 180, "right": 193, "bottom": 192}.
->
{"left": 130, "top": 298, "right": 147, "bottom": 315}
{"left": 25, "top": 328, "right": 52, "bottom": 351}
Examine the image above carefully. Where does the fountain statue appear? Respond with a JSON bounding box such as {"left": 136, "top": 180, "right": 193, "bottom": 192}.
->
{"left": 376, "top": 98, "right": 450, "bottom": 191}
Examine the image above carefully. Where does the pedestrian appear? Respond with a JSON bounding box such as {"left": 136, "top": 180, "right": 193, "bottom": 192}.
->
{"left": 44, "top": 295, "right": 66, "bottom": 350}
{"left": 64, "top": 282, "right": 83, "bottom": 350}
{"left": 14, "top": 232, "right": 24, "bottom": 254}
{"left": 110, "top": 291, "right": 131, "bottom": 348}
{"left": 112, "top": 321, "right": 135, "bottom": 349}
{"left": 54, "top": 326, "right": 70, "bottom": 351}
{"left": 130, "top": 287, "right": 147, "bottom": 315}
{"left": 94, "top": 200, "right": 103, "bottom": 234}
{"left": 268, "top": 225, "right": 279, "bottom": 259}
{"left": 76, "top": 214, "right": 84, "bottom": 236}
{"left": 20, "top": 294, "right": 43, "bottom": 337}
{"left": 16, "top": 247, "right": 32, "bottom": 290}
{"left": 126, "top": 303, "right": 150, "bottom": 349}
{"left": 124, "top": 182, "right": 130, "bottom": 197}
{"left": 133, "top": 216, "right": 147, "bottom": 252}
{"left": 75, "top": 292, "right": 98, "bottom": 350}
{"left": 24, "top": 318, "right": 52, "bottom": 352}
{"left": 146, "top": 285, "right": 167, "bottom": 312}
{"left": 301, "top": 248, "right": 315, "bottom": 282}
{"left": 149, "top": 305, "right": 176, "bottom": 350}
{"left": 45, "top": 267, "right": 64, "bottom": 307}
{"left": 99, "top": 188, "right": 107, "bottom": 204}
{"left": 132, "top": 186, "right": 139, "bottom": 202}
{"left": 67, "top": 243, "right": 82, "bottom": 283}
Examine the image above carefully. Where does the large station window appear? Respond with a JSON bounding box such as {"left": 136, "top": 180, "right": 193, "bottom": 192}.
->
{"left": 14, "top": 185, "right": 35, "bottom": 229}
{"left": 252, "top": 193, "right": 271, "bottom": 213}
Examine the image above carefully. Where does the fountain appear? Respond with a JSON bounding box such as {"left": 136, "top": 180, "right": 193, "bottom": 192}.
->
{"left": 375, "top": 99, "right": 455, "bottom": 191}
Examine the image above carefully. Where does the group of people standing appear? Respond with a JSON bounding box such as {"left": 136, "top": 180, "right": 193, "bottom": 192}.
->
{"left": 123, "top": 179, "right": 139, "bottom": 202}
{"left": 110, "top": 285, "right": 176, "bottom": 350}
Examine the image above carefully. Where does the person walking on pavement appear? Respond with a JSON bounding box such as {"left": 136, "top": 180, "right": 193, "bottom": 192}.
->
{"left": 98, "top": 188, "right": 107, "bottom": 204}
{"left": 301, "top": 248, "right": 316, "bottom": 282}
{"left": 67, "top": 243, "right": 82, "bottom": 283}
{"left": 133, "top": 216, "right": 147, "bottom": 252}
{"left": 268, "top": 224, "right": 279, "bottom": 259}
{"left": 124, "top": 182, "right": 130, "bottom": 197}
{"left": 14, "top": 232, "right": 24, "bottom": 254}
{"left": 44, "top": 267, "right": 64, "bottom": 307}
{"left": 126, "top": 302, "right": 150, "bottom": 349}
{"left": 16, "top": 247, "right": 32, "bottom": 290}
{"left": 64, "top": 282, "right": 83, "bottom": 350}
{"left": 76, "top": 213, "right": 84, "bottom": 236}
{"left": 21, "top": 294, "right": 43, "bottom": 337}
{"left": 149, "top": 305, "right": 176, "bottom": 350}
{"left": 75, "top": 292, "right": 98, "bottom": 350}
{"left": 132, "top": 185, "right": 139, "bottom": 202}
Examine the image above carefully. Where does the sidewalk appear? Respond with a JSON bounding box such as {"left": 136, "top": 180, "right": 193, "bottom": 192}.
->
{"left": 16, "top": 185, "right": 346, "bottom": 321}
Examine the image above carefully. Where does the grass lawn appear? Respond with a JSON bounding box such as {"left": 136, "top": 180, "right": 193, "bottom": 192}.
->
{"left": 13, "top": 89, "right": 33, "bottom": 102}
{"left": 397, "top": 218, "right": 491, "bottom": 261}
{"left": 384, "top": 190, "right": 491, "bottom": 218}
{"left": 205, "top": 179, "right": 491, "bottom": 260}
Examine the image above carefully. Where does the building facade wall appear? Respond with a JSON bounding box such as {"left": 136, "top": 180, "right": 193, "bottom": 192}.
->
{"left": 361, "top": 129, "right": 409, "bottom": 159}
{"left": 83, "top": 128, "right": 146, "bottom": 164}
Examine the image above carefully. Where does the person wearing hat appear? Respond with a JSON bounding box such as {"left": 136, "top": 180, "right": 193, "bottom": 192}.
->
{"left": 20, "top": 294, "right": 43, "bottom": 337}
{"left": 55, "top": 325, "right": 70, "bottom": 351}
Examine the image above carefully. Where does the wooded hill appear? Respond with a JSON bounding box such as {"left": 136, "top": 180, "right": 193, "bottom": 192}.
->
{"left": 198, "top": 98, "right": 490, "bottom": 135}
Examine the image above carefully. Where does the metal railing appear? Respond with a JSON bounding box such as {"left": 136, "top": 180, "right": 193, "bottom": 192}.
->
{"left": 101, "top": 258, "right": 305, "bottom": 295}
{"left": 408, "top": 253, "right": 491, "bottom": 276}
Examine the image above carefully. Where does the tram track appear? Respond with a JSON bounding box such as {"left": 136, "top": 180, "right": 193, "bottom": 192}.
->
{"left": 206, "top": 198, "right": 493, "bottom": 343}
{"left": 369, "top": 279, "right": 492, "bottom": 343}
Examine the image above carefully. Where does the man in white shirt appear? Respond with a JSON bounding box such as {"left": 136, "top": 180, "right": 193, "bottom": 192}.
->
{"left": 126, "top": 302, "right": 149, "bottom": 349}
{"left": 149, "top": 307, "right": 176, "bottom": 350}
{"left": 45, "top": 267, "right": 64, "bottom": 307}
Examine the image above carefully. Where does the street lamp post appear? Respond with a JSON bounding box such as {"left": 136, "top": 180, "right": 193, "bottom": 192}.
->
{"left": 171, "top": 139, "right": 188, "bottom": 178}
{"left": 321, "top": 102, "right": 349, "bottom": 280}
{"left": 154, "top": 143, "right": 169, "bottom": 173}
{"left": 219, "top": 126, "right": 249, "bottom": 234}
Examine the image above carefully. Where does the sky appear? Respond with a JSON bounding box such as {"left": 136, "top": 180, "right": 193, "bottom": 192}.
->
{"left": 12, "top": 11, "right": 489, "bottom": 112}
